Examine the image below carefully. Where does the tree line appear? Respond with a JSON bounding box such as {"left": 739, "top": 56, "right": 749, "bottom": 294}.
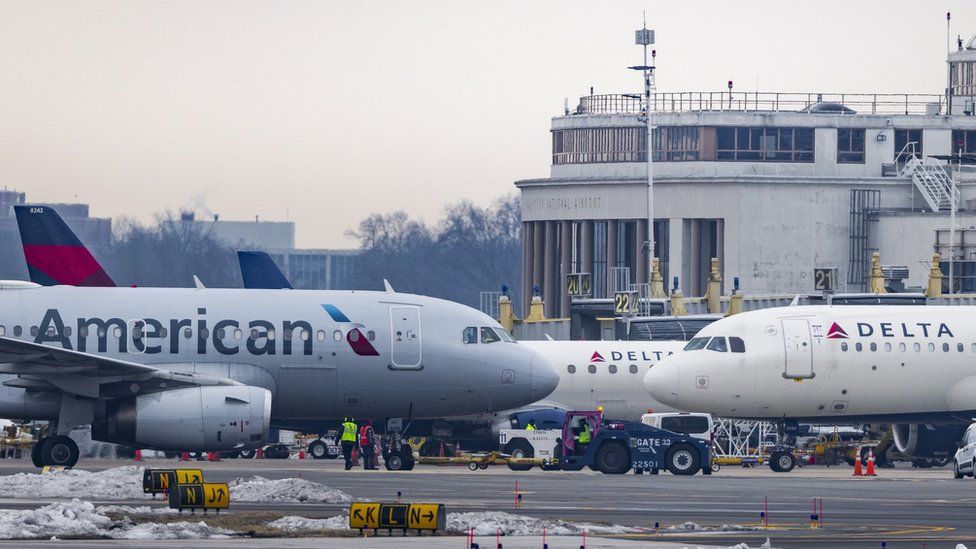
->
{"left": 0, "top": 196, "right": 522, "bottom": 311}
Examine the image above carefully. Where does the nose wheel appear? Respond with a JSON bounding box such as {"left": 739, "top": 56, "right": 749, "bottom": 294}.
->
{"left": 31, "top": 436, "right": 80, "bottom": 468}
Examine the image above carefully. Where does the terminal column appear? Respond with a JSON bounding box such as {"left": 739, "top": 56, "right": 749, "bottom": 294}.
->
{"left": 635, "top": 218, "right": 648, "bottom": 285}
{"left": 580, "top": 220, "right": 594, "bottom": 295}
{"left": 606, "top": 220, "right": 618, "bottom": 294}
{"left": 532, "top": 221, "right": 544, "bottom": 309}
{"left": 560, "top": 220, "right": 572, "bottom": 316}
{"left": 521, "top": 221, "right": 535, "bottom": 315}
{"left": 543, "top": 221, "right": 557, "bottom": 318}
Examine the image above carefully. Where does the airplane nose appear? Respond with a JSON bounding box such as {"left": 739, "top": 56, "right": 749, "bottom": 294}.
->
{"left": 529, "top": 353, "right": 559, "bottom": 401}
{"left": 644, "top": 357, "right": 680, "bottom": 407}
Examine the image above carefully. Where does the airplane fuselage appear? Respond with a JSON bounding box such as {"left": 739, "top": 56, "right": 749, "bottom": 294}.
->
{"left": 645, "top": 305, "right": 976, "bottom": 423}
{"left": 0, "top": 286, "right": 556, "bottom": 429}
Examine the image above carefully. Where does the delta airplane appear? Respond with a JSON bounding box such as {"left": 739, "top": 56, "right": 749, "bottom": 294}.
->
{"left": 2, "top": 206, "right": 558, "bottom": 467}
{"left": 644, "top": 305, "right": 976, "bottom": 461}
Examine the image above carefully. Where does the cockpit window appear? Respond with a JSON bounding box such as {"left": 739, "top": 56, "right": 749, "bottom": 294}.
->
{"left": 684, "top": 337, "right": 710, "bottom": 351}
{"left": 462, "top": 327, "right": 478, "bottom": 344}
{"left": 706, "top": 337, "right": 728, "bottom": 352}
{"left": 730, "top": 337, "right": 746, "bottom": 353}
{"left": 496, "top": 328, "right": 516, "bottom": 342}
{"left": 481, "top": 327, "right": 501, "bottom": 344}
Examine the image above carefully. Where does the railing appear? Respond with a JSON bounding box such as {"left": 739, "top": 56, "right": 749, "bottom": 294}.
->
{"left": 576, "top": 92, "right": 946, "bottom": 116}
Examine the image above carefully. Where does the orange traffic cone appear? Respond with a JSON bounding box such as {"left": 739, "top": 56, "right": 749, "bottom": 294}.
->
{"left": 852, "top": 447, "right": 863, "bottom": 477}
{"left": 866, "top": 448, "right": 877, "bottom": 477}
{"left": 255, "top": 447, "right": 264, "bottom": 459}
{"left": 352, "top": 446, "right": 360, "bottom": 466}
{"left": 133, "top": 449, "right": 143, "bottom": 462}
{"left": 179, "top": 451, "right": 190, "bottom": 461}
{"left": 208, "top": 451, "right": 222, "bottom": 462}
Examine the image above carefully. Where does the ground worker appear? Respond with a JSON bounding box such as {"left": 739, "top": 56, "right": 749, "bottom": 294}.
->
{"left": 577, "top": 419, "right": 592, "bottom": 454}
{"left": 359, "top": 419, "right": 377, "bottom": 470}
{"left": 525, "top": 419, "right": 537, "bottom": 431}
{"left": 338, "top": 416, "right": 358, "bottom": 470}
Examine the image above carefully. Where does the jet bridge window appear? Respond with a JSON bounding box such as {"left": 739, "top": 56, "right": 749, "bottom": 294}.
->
{"left": 684, "top": 337, "right": 710, "bottom": 351}
{"left": 481, "top": 327, "right": 501, "bottom": 344}
{"left": 706, "top": 337, "right": 728, "bottom": 352}
{"left": 463, "top": 327, "right": 478, "bottom": 344}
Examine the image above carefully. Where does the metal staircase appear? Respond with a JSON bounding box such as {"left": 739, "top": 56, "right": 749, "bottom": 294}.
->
{"left": 899, "top": 142, "right": 959, "bottom": 212}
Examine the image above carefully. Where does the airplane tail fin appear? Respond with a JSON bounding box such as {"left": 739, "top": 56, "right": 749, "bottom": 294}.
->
{"left": 14, "top": 205, "right": 116, "bottom": 287}
{"left": 237, "top": 251, "right": 293, "bottom": 289}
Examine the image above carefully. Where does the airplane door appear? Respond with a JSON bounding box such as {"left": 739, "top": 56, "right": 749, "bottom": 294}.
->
{"left": 390, "top": 306, "right": 422, "bottom": 369}
{"left": 782, "top": 319, "right": 814, "bottom": 379}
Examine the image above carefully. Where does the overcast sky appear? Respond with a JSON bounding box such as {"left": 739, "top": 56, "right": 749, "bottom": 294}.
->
{"left": 3, "top": 1, "right": 976, "bottom": 248}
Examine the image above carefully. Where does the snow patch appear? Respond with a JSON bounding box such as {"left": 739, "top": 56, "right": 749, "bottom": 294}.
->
{"left": 665, "top": 521, "right": 764, "bottom": 532}
{"left": 447, "top": 511, "right": 637, "bottom": 536}
{"left": 113, "top": 521, "right": 232, "bottom": 540}
{"left": 0, "top": 499, "right": 232, "bottom": 540}
{"left": 267, "top": 515, "right": 348, "bottom": 531}
{"left": 0, "top": 466, "right": 146, "bottom": 500}
{"left": 228, "top": 476, "right": 354, "bottom": 504}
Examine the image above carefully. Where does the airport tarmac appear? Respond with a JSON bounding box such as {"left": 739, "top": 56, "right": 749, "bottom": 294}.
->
{"left": 0, "top": 458, "right": 973, "bottom": 548}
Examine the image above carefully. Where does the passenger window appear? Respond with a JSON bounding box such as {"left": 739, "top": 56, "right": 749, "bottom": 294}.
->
{"left": 366, "top": 330, "right": 375, "bottom": 341}
{"left": 629, "top": 364, "right": 638, "bottom": 374}
{"left": 943, "top": 343, "right": 950, "bottom": 353}
{"left": 481, "top": 327, "right": 501, "bottom": 344}
{"left": 462, "top": 327, "right": 477, "bottom": 344}
{"left": 869, "top": 342, "right": 877, "bottom": 352}
{"left": 914, "top": 342, "right": 921, "bottom": 352}
{"left": 13, "top": 326, "right": 21, "bottom": 337}
{"left": 855, "top": 342, "right": 862, "bottom": 352}
{"left": 883, "top": 342, "right": 891, "bottom": 352}
{"left": 184, "top": 328, "right": 193, "bottom": 339}
{"left": 706, "top": 337, "right": 728, "bottom": 352}
{"left": 899, "top": 342, "right": 906, "bottom": 352}
{"left": 609, "top": 364, "right": 618, "bottom": 374}
{"left": 236, "top": 329, "right": 245, "bottom": 340}
{"left": 316, "top": 330, "right": 325, "bottom": 342}
{"left": 841, "top": 342, "right": 848, "bottom": 352}
{"left": 567, "top": 365, "right": 576, "bottom": 374}
{"left": 588, "top": 364, "right": 596, "bottom": 374}
{"left": 729, "top": 337, "right": 746, "bottom": 353}
{"left": 959, "top": 343, "right": 965, "bottom": 353}
{"left": 30, "top": 326, "right": 38, "bottom": 337}
{"left": 684, "top": 337, "right": 709, "bottom": 351}
{"left": 928, "top": 342, "right": 936, "bottom": 352}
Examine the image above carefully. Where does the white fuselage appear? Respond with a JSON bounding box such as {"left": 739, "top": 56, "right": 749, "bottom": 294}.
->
{"left": 644, "top": 305, "right": 976, "bottom": 423}
{"left": 521, "top": 340, "right": 682, "bottom": 420}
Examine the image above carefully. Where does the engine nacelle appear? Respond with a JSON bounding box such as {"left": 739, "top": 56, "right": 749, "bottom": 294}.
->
{"left": 93, "top": 385, "right": 271, "bottom": 452}
{"left": 892, "top": 423, "right": 967, "bottom": 459}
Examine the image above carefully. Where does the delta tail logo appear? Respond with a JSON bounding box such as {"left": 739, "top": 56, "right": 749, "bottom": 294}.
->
{"left": 826, "top": 322, "right": 849, "bottom": 339}
{"left": 589, "top": 351, "right": 605, "bottom": 362}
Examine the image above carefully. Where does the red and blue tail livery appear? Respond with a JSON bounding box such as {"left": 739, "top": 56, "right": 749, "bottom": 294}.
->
{"left": 14, "top": 205, "right": 116, "bottom": 287}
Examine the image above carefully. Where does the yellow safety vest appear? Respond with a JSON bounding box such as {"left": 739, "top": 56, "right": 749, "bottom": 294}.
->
{"left": 579, "top": 423, "right": 592, "bottom": 444}
{"left": 525, "top": 424, "right": 536, "bottom": 431}
{"left": 341, "top": 421, "right": 357, "bottom": 442}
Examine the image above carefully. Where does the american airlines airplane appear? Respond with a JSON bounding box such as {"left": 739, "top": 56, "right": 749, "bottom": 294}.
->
{"left": 643, "top": 305, "right": 976, "bottom": 461}
{"left": 2, "top": 207, "right": 557, "bottom": 468}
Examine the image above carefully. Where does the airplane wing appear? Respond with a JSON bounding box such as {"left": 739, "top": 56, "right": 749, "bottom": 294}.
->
{"left": 0, "top": 336, "right": 239, "bottom": 399}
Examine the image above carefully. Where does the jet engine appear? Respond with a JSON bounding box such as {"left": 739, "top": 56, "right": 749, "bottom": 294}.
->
{"left": 92, "top": 385, "right": 271, "bottom": 452}
{"left": 892, "top": 423, "right": 967, "bottom": 459}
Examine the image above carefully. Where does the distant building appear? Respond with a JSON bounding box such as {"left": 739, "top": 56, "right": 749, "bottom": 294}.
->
{"left": 267, "top": 249, "right": 359, "bottom": 290}
{"left": 517, "top": 33, "right": 976, "bottom": 317}
{"left": 176, "top": 211, "right": 295, "bottom": 250}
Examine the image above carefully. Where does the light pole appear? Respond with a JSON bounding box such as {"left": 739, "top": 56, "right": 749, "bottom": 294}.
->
{"left": 630, "top": 19, "right": 656, "bottom": 285}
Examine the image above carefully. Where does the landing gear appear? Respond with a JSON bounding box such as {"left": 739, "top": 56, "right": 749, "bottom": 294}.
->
{"left": 32, "top": 436, "right": 79, "bottom": 468}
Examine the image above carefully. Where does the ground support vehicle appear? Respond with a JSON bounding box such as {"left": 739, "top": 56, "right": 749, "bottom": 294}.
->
{"left": 502, "top": 410, "right": 711, "bottom": 475}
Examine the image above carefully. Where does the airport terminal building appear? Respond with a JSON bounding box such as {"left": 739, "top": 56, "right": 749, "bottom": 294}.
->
{"left": 516, "top": 38, "right": 976, "bottom": 318}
